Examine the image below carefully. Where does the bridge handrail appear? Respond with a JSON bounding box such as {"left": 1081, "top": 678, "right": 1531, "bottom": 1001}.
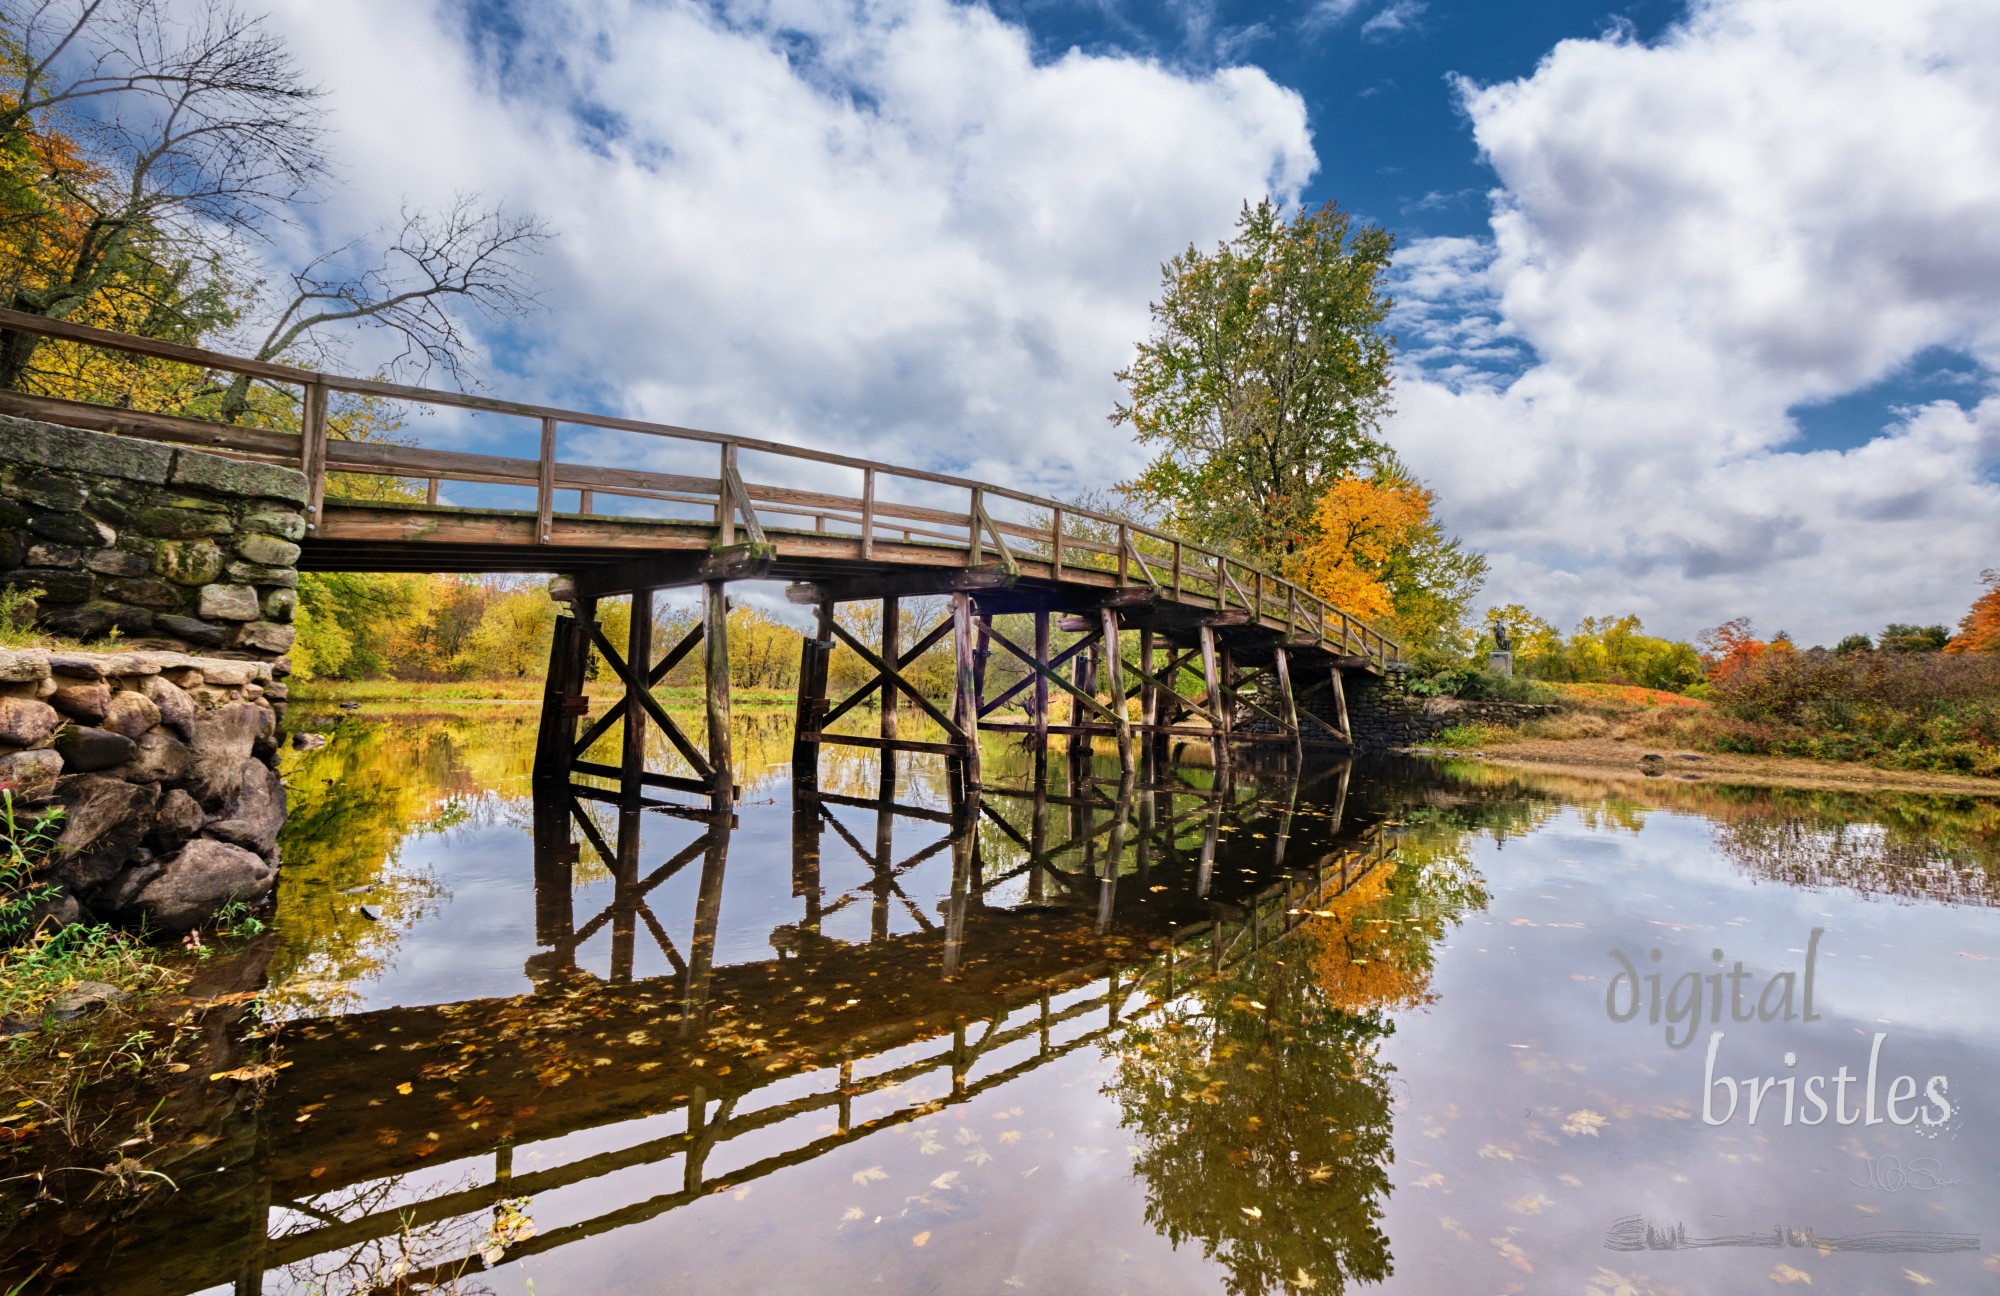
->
{"left": 0, "top": 306, "right": 1404, "bottom": 666}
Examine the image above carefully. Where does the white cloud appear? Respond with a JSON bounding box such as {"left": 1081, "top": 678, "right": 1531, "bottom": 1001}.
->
{"left": 251, "top": 0, "right": 1314, "bottom": 506}
{"left": 1391, "top": 0, "right": 2000, "bottom": 641}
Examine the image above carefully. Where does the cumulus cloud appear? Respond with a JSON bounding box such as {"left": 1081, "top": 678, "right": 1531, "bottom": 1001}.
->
{"left": 1391, "top": 0, "right": 2000, "bottom": 641}
{"left": 249, "top": 0, "right": 1313, "bottom": 502}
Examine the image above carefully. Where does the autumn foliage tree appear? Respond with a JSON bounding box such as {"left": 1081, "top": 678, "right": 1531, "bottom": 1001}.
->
{"left": 1296, "top": 458, "right": 1486, "bottom": 648}
{"left": 1945, "top": 570, "right": 2000, "bottom": 654}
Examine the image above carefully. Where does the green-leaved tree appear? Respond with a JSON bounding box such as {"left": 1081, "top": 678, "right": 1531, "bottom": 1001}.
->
{"left": 1112, "top": 198, "right": 1395, "bottom": 567}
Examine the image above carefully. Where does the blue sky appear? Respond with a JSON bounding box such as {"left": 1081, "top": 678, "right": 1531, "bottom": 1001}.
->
{"left": 252, "top": 0, "right": 1999, "bottom": 642}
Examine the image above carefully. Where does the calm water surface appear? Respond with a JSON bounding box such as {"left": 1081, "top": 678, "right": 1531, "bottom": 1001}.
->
{"left": 19, "top": 708, "right": 2000, "bottom": 1294}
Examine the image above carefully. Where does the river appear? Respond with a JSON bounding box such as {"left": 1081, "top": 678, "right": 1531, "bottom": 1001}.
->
{"left": 8, "top": 705, "right": 2000, "bottom": 1294}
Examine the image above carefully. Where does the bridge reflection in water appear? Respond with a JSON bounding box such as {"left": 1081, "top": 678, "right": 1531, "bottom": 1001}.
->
{"left": 76, "top": 745, "right": 1398, "bottom": 1295}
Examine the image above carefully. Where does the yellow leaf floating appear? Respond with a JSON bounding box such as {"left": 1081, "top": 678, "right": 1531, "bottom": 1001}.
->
{"left": 1769, "top": 1263, "right": 1813, "bottom": 1284}
{"left": 396, "top": 1082, "right": 413, "bottom": 1095}
{"left": 911, "top": 1232, "right": 931, "bottom": 1248}
{"left": 1242, "top": 1206, "right": 1263, "bottom": 1220}
{"left": 852, "top": 1166, "right": 888, "bottom": 1186}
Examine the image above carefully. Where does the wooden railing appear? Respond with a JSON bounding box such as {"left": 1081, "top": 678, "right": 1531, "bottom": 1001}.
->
{"left": 0, "top": 307, "right": 1403, "bottom": 667}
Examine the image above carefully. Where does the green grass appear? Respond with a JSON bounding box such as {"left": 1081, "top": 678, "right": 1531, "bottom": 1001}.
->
{"left": 1429, "top": 722, "right": 1510, "bottom": 748}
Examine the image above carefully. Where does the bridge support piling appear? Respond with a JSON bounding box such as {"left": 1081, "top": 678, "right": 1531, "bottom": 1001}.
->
{"left": 952, "top": 591, "right": 983, "bottom": 790}
{"left": 1032, "top": 611, "right": 1050, "bottom": 743}
{"left": 791, "top": 602, "right": 832, "bottom": 788}
{"left": 704, "top": 581, "right": 734, "bottom": 814}
{"left": 622, "top": 588, "right": 656, "bottom": 798}
{"left": 1099, "top": 608, "right": 1134, "bottom": 774}
{"left": 534, "top": 605, "right": 595, "bottom": 783}
{"left": 880, "top": 596, "right": 900, "bottom": 747}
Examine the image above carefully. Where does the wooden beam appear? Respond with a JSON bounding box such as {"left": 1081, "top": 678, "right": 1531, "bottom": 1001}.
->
{"left": 1100, "top": 607, "right": 1133, "bottom": 773}
{"left": 783, "top": 566, "right": 1014, "bottom": 604}
{"left": 574, "top": 546, "right": 773, "bottom": 600}
{"left": 953, "top": 592, "right": 982, "bottom": 787}
{"left": 826, "top": 618, "right": 968, "bottom": 742}
{"left": 622, "top": 587, "right": 654, "bottom": 795}
{"left": 705, "top": 581, "right": 734, "bottom": 812}
{"left": 582, "top": 618, "right": 713, "bottom": 780}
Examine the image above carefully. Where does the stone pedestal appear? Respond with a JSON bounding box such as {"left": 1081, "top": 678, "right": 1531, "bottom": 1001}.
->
{"left": 1487, "top": 650, "right": 1513, "bottom": 677}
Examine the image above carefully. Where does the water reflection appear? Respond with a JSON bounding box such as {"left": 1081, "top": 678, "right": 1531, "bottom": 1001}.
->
{"left": 7, "top": 720, "right": 2000, "bottom": 1295}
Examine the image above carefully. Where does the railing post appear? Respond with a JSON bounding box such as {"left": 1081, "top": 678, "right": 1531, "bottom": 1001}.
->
{"left": 301, "top": 379, "right": 329, "bottom": 534}
{"left": 969, "top": 487, "right": 983, "bottom": 567}
{"left": 1171, "top": 541, "right": 1182, "bottom": 601}
{"left": 1117, "top": 524, "right": 1129, "bottom": 585}
{"left": 1050, "top": 507, "right": 1063, "bottom": 579}
{"left": 717, "top": 443, "right": 736, "bottom": 547}
{"left": 861, "top": 468, "right": 876, "bottom": 560}
{"left": 537, "top": 416, "right": 557, "bottom": 544}
{"left": 425, "top": 477, "right": 439, "bottom": 506}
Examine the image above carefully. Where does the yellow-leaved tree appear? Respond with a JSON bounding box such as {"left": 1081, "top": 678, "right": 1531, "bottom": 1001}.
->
{"left": 1297, "top": 458, "right": 1486, "bottom": 649}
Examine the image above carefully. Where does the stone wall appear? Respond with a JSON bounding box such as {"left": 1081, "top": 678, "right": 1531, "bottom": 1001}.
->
{"left": 1340, "top": 675, "right": 1556, "bottom": 750}
{"left": 0, "top": 415, "right": 305, "bottom": 659}
{"left": 1, "top": 646, "right": 284, "bottom": 935}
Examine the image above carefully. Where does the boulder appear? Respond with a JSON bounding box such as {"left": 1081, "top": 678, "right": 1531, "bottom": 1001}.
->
{"left": 0, "top": 695, "right": 58, "bottom": 746}
{"left": 49, "top": 679, "right": 111, "bottom": 723}
{"left": 143, "top": 675, "right": 197, "bottom": 739}
{"left": 113, "top": 730, "right": 192, "bottom": 784}
{"left": 154, "top": 614, "right": 229, "bottom": 648}
{"left": 234, "top": 533, "right": 300, "bottom": 567}
{"left": 206, "top": 758, "right": 284, "bottom": 856}
{"left": 51, "top": 774, "right": 158, "bottom": 892}
{"left": 131, "top": 839, "right": 275, "bottom": 933}
{"left": 169, "top": 452, "right": 307, "bottom": 505}
{"left": 84, "top": 548, "right": 150, "bottom": 578}
{"left": 4, "top": 567, "right": 90, "bottom": 602}
{"left": 153, "top": 538, "right": 225, "bottom": 586}
{"left": 100, "top": 689, "right": 161, "bottom": 738}
{"left": 0, "top": 748, "right": 63, "bottom": 799}
{"left": 129, "top": 505, "right": 232, "bottom": 538}
{"left": 48, "top": 981, "right": 126, "bottom": 1018}
{"left": 103, "top": 576, "right": 188, "bottom": 608}
{"left": 235, "top": 621, "right": 295, "bottom": 653}
{"left": 262, "top": 588, "right": 297, "bottom": 623}
{"left": 9, "top": 889, "right": 80, "bottom": 937}
{"left": 41, "top": 600, "right": 153, "bottom": 639}
{"left": 187, "top": 701, "right": 263, "bottom": 804}
{"left": 242, "top": 511, "right": 306, "bottom": 541}
{"left": 44, "top": 653, "right": 107, "bottom": 679}
{"left": 0, "top": 416, "right": 174, "bottom": 483}
{"left": 147, "top": 787, "right": 205, "bottom": 856}
{"left": 225, "top": 561, "right": 298, "bottom": 587}
{"left": 25, "top": 512, "right": 111, "bottom": 549}
{"left": 0, "top": 649, "right": 51, "bottom": 684}
{"left": 196, "top": 584, "right": 260, "bottom": 622}
{"left": 54, "top": 726, "right": 136, "bottom": 773}
{"left": 24, "top": 542, "right": 80, "bottom": 568}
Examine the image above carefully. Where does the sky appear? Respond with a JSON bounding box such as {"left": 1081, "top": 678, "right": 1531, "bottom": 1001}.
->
{"left": 240, "top": 0, "right": 2000, "bottom": 644}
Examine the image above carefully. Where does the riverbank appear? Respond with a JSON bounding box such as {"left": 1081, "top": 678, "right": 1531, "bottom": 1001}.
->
{"left": 1422, "top": 734, "right": 2000, "bottom": 798}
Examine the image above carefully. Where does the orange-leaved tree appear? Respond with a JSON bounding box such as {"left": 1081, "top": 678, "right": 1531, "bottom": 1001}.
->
{"left": 1296, "top": 457, "right": 1486, "bottom": 650}
{"left": 1945, "top": 570, "right": 2000, "bottom": 654}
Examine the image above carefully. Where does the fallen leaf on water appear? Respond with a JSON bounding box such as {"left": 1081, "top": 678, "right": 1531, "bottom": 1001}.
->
{"left": 210, "top": 1064, "right": 278, "bottom": 1083}
{"left": 1506, "top": 1194, "right": 1554, "bottom": 1216}
{"left": 997, "top": 1130, "right": 1022, "bottom": 1145}
{"left": 1410, "top": 1173, "right": 1444, "bottom": 1189}
{"left": 931, "top": 1171, "right": 960, "bottom": 1191}
{"left": 1769, "top": 1263, "right": 1812, "bottom": 1284}
{"left": 1242, "top": 1206, "right": 1263, "bottom": 1220}
{"left": 1477, "top": 1144, "right": 1518, "bottom": 1162}
{"left": 853, "top": 1166, "right": 888, "bottom": 1185}
{"left": 1958, "top": 951, "right": 1991, "bottom": 961}
{"left": 1903, "top": 1271, "right": 1933, "bottom": 1286}
{"left": 841, "top": 1207, "right": 864, "bottom": 1222}
{"left": 1290, "top": 1269, "right": 1316, "bottom": 1290}
{"left": 912, "top": 1231, "right": 931, "bottom": 1248}
{"left": 1562, "top": 1110, "right": 1607, "bottom": 1137}
{"left": 396, "top": 1082, "right": 413, "bottom": 1096}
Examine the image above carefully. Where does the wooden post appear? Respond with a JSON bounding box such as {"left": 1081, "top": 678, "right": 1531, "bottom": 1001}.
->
{"left": 969, "top": 487, "right": 983, "bottom": 566}
{"left": 537, "top": 416, "right": 558, "bottom": 544}
{"left": 1032, "top": 610, "right": 1050, "bottom": 743}
{"left": 717, "top": 443, "right": 736, "bottom": 547}
{"left": 952, "top": 591, "right": 982, "bottom": 789}
{"left": 880, "top": 596, "right": 899, "bottom": 745}
{"left": 1199, "top": 625, "right": 1225, "bottom": 743}
{"left": 301, "top": 379, "right": 329, "bottom": 533}
{"left": 704, "top": 581, "right": 733, "bottom": 813}
{"left": 1100, "top": 608, "right": 1133, "bottom": 773}
{"left": 533, "top": 607, "right": 592, "bottom": 783}
{"left": 610, "top": 803, "right": 640, "bottom": 982}
{"left": 425, "top": 477, "right": 439, "bottom": 506}
{"left": 1274, "top": 646, "right": 1302, "bottom": 758}
{"left": 1139, "top": 630, "right": 1157, "bottom": 732}
{"left": 791, "top": 602, "right": 832, "bottom": 784}
{"left": 1331, "top": 667, "right": 1352, "bottom": 743}
{"left": 1219, "top": 643, "right": 1237, "bottom": 745}
{"left": 622, "top": 588, "right": 654, "bottom": 797}
{"left": 860, "top": 468, "right": 876, "bottom": 559}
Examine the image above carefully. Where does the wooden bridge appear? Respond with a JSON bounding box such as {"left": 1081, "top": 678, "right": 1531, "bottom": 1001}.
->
{"left": 0, "top": 308, "right": 1397, "bottom": 813}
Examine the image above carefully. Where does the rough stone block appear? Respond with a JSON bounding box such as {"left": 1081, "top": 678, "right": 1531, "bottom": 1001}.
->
{"left": 242, "top": 511, "right": 307, "bottom": 541}
{"left": 54, "top": 725, "right": 137, "bottom": 772}
{"left": 207, "top": 757, "right": 284, "bottom": 856}
{"left": 49, "top": 680, "right": 111, "bottom": 723}
{"left": 262, "top": 588, "right": 297, "bottom": 623}
{"left": 188, "top": 701, "right": 262, "bottom": 804}
{"left": 0, "top": 416, "right": 174, "bottom": 483}
{"left": 24, "top": 542, "right": 80, "bottom": 568}
{"left": 41, "top": 600, "right": 154, "bottom": 639}
{"left": 143, "top": 675, "right": 197, "bottom": 739}
{"left": 0, "top": 695, "right": 59, "bottom": 746}
{"left": 84, "top": 547, "right": 150, "bottom": 577}
{"left": 225, "top": 561, "right": 297, "bottom": 587}
{"left": 147, "top": 787, "right": 204, "bottom": 856}
{"left": 235, "top": 533, "right": 300, "bottom": 567}
{"left": 44, "top": 653, "right": 107, "bottom": 678}
{"left": 104, "top": 576, "right": 187, "bottom": 608}
{"left": 131, "top": 506, "right": 232, "bottom": 539}
{"left": 169, "top": 451, "right": 308, "bottom": 506}
{"left": 112, "top": 729, "right": 191, "bottom": 784}
{"left": 16, "top": 472, "right": 88, "bottom": 512}
{"left": 235, "top": 621, "right": 295, "bottom": 653}
{"left": 0, "top": 648, "right": 50, "bottom": 683}
{"left": 101, "top": 689, "right": 161, "bottom": 738}
{"left": 0, "top": 747, "right": 63, "bottom": 799}
{"left": 51, "top": 773, "right": 158, "bottom": 893}
{"left": 197, "top": 584, "right": 260, "bottom": 621}
{"left": 132, "top": 838, "right": 275, "bottom": 933}
{"left": 153, "top": 538, "right": 225, "bottom": 586}
{"left": 2, "top": 567, "right": 90, "bottom": 604}
{"left": 154, "top": 614, "right": 228, "bottom": 648}
{"left": 0, "top": 529, "right": 25, "bottom": 569}
{"left": 26, "top": 512, "right": 112, "bottom": 548}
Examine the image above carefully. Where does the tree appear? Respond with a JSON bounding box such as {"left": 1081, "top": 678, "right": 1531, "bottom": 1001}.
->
{"left": 1879, "top": 623, "right": 1949, "bottom": 654}
{"left": 1297, "top": 457, "right": 1485, "bottom": 648}
{"left": 1834, "top": 633, "right": 1874, "bottom": 655}
{"left": 0, "top": 0, "right": 324, "bottom": 387}
{"left": 1945, "top": 571, "right": 2000, "bottom": 654}
{"left": 1113, "top": 198, "right": 1395, "bottom": 566}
